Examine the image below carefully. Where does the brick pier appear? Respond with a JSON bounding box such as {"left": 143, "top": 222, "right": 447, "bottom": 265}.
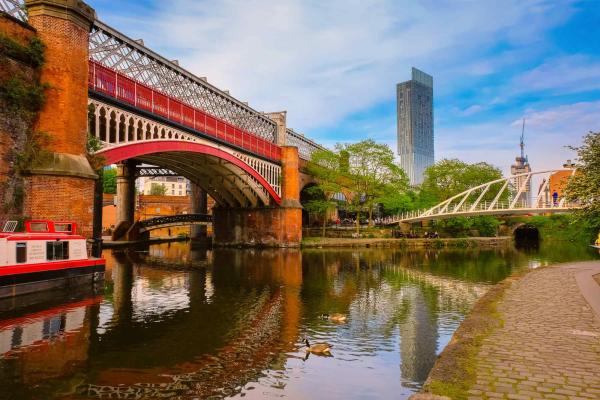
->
{"left": 23, "top": 0, "right": 98, "bottom": 238}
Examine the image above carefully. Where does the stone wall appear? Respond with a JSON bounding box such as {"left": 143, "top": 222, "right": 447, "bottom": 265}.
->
{"left": 0, "top": 13, "right": 40, "bottom": 221}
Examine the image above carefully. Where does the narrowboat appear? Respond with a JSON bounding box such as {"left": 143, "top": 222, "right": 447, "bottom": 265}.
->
{"left": 0, "top": 220, "right": 105, "bottom": 299}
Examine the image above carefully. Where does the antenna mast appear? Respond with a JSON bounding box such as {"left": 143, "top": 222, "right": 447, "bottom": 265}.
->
{"left": 520, "top": 118, "right": 526, "bottom": 160}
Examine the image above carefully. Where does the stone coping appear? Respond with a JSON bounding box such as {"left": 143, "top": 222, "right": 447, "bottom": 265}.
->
{"left": 574, "top": 264, "right": 600, "bottom": 319}
{"left": 301, "top": 236, "right": 511, "bottom": 248}
{"left": 28, "top": 152, "right": 98, "bottom": 179}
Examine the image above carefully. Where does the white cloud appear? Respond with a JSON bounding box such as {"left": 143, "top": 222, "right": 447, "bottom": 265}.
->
{"left": 103, "top": 0, "right": 576, "bottom": 132}
{"left": 513, "top": 54, "right": 600, "bottom": 94}
{"left": 438, "top": 101, "right": 599, "bottom": 174}
{"left": 460, "top": 104, "right": 485, "bottom": 116}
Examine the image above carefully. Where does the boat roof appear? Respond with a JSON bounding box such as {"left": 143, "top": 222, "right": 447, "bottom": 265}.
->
{"left": 0, "top": 232, "right": 86, "bottom": 241}
{"left": 0, "top": 220, "right": 85, "bottom": 241}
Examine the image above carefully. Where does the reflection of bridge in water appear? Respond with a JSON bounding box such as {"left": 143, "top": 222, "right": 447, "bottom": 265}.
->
{"left": 0, "top": 246, "right": 506, "bottom": 398}
{"left": 77, "top": 249, "right": 303, "bottom": 399}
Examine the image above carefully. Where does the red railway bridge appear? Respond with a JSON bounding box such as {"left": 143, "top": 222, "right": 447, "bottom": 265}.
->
{"left": 2, "top": 0, "right": 323, "bottom": 247}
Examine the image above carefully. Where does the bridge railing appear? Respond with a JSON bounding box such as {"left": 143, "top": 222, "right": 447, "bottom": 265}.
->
{"left": 138, "top": 214, "right": 212, "bottom": 230}
{"left": 286, "top": 128, "right": 326, "bottom": 161}
{"left": 381, "top": 199, "right": 579, "bottom": 225}
{"left": 88, "top": 60, "right": 282, "bottom": 162}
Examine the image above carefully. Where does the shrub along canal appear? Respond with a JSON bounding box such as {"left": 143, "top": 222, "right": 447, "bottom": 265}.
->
{"left": 0, "top": 241, "right": 597, "bottom": 399}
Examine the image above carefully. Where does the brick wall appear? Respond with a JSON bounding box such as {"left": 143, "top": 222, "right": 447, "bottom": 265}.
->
{"left": 213, "top": 207, "right": 302, "bottom": 247}
{"left": 20, "top": 2, "right": 97, "bottom": 239}
{"left": 0, "top": 13, "right": 36, "bottom": 46}
{"left": 23, "top": 175, "right": 95, "bottom": 237}
{"left": 28, "top": 14, "right": 89, "bottom": 156}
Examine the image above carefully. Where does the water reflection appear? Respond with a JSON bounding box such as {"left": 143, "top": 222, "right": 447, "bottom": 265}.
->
{"left": 0, "top": 242, "right": 597, "bottom": 400}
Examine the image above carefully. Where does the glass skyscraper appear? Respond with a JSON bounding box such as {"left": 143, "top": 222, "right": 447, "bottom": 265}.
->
{"left": 397, "top": 68, "right": 434, "bottom": 185}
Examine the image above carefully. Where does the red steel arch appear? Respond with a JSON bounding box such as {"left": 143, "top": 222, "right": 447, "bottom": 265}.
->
{"left": 99, "top": 141, "right": 281, "bottom": 205}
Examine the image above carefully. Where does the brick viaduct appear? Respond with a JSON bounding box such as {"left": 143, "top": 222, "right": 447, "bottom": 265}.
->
{"left": 1, "top": 0, "right": 317, "bottom": 247}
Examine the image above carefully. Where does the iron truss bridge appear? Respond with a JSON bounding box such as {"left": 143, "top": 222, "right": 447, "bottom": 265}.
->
{"left": 1, "top": 0, "right": 323, "bottom": 160}
{"left": 136, "top": 167, "right": 178, "bottom": 177}
{"left": 137, "top": 213, "right": 212, "bottom": 233}
{"left": 383, "top": 169, "right": 580, "bottom": 225}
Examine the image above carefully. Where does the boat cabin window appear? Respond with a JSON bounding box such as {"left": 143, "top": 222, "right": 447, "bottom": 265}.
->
{"left": 46, "top": 241, "right": 69, "bottom": 261}
{"left": 16, "top": 243, "right": 27, "bottom": 263}
{"left": 54, "top": 223, "right": 72, "bottom": 233}
{"left": 29, "top": 222, "right": 49, "bottom": 232}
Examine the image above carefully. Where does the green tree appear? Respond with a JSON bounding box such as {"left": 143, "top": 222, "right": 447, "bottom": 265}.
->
{"left": 103, "top": 167, "right": 117, "bottom": 194}
{"left": 150, "top": 183, "right": 167, "bottom": 196}
{"left": 305, "top": 148, "right": 345, "bottom": 237}
{"left": 339, "top": 139, "right": 408, "bottom": 229}
{"left": 420, "top": 159, "right": 504, "bottom": 207}
{"left": 377, "top": 182, "right": 414, "bottom": 215}
{"left": 565, "top": 131, "right": 600, "bottom": 236}
{"left": 471, "top": 216, "right": 501, "bottom": 237}
{"left": 439, "top": 217, "right": 472, "bottom": 237}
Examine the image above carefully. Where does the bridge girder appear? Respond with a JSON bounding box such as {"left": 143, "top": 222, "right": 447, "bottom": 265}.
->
{"left": 142, "top": 152, "right": 261, "bottom": 208}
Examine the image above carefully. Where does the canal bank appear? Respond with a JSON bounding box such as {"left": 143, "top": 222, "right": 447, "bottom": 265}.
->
{"left": 301, "top": 236, "right": 512, "bottom": 248}
{"left": 415, "top": 260, "right": 600, "bottom": 400}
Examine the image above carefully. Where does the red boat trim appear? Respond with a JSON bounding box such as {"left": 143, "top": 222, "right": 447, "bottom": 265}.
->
{"left": 0, "top": 259, "right": 105, "bottom": 277}
{"left": 3, "top": 234, "right": 87, "bottom": 241}
{"left": 0, "top": 296, "right": 104, "bottom": 330}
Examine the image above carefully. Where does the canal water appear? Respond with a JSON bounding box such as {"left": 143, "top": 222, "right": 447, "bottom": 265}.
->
{"left": 0, "top": 242, "right": 597, "bottom": 400}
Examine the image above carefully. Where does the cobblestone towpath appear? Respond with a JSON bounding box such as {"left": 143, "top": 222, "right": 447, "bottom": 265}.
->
{"left": 469, "top": 261, "right": 600, "bottom": 400}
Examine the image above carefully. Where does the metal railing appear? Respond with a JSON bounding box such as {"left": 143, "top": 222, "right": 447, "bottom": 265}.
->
{"left": 138, "top": 214, "right": 212, "bottom": 230}
{"left": 383, "top": 169, "right": 580, "bottom": 224}
{"left": 286, "top": 128, "right": 326, "bottom": 160}
{"left": 89, "top": 60, "right": 282, "bottom": 161}
{"left": 0, "top": 0, "right": 26, "bottom": 21}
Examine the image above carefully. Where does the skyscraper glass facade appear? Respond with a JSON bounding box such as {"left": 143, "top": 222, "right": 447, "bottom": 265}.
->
{"left": 397, "top": 68, "right": 434, "bottom": 185}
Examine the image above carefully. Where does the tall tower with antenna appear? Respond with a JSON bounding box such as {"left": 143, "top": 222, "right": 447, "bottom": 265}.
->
{"left": 511, "top": 119, "right": 532, "bottom": 206}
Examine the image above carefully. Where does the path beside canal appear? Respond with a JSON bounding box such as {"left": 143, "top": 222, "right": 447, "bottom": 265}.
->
{"left": 420, "top": 261, "right": 600, "bottom": 400}
{"left": 301, "top": 236, "right": 511, "bottom": 248}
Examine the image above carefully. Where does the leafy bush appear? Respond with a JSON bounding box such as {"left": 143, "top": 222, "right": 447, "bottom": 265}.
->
{"left": 0, "top": 76, "right": 47, "bottom": 114}
{"left": 0, "top": 33, "right": 45, "bottom": 67}
{"left": 440, "top": 217, "right": 472, "bottom": 237}
{"left": 14, "top": 130, "right": 51, "bottom": 173}
{"left": 471, "top": 216, "right": 500, "bottom": 237}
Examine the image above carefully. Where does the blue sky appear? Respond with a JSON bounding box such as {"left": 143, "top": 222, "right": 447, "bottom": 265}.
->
{"left": 89, "top": 0, "right": 600, "bottom": 174}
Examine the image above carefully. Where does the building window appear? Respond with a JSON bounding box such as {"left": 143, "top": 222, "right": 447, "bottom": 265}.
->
{"left": 171, "top": 190, "right": 175, "bottom": 195}
{"left": 46, "top": 241, "right": 69, "bottom": 261}
{"left": 16, "top": 243, "right": 26, "bottom": 263}
{"left": 179, "top": 191, "right": 182, "bottom": 195}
